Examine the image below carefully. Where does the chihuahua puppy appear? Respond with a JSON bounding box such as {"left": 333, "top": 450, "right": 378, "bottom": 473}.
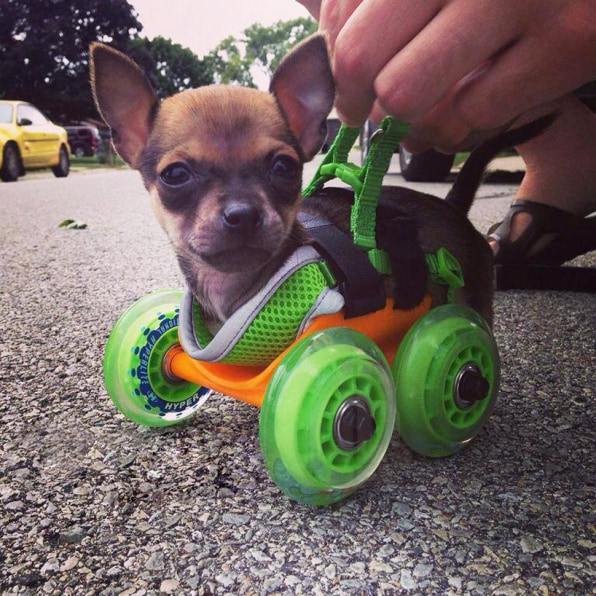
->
{"left": 91, "top": 35, "right": 539, "bottom": 328}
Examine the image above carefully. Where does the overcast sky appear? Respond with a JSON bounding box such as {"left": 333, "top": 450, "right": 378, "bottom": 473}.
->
{"left": 129, "top": 0, "right": 312, "bottom": 58}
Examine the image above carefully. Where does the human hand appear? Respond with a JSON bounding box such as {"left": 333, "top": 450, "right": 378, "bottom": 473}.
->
{"left": 298, "top": 0, "right": 596, "bottom": 152}
{"left": 296, "top": 0, "right": 321, "bottom": 19}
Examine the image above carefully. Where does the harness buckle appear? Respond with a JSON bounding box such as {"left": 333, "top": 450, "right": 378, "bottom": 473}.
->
{"left": 320, "top": 163, "right": 363, "bottom": 194}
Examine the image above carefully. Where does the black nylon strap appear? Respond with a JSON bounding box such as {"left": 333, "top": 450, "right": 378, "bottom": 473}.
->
{"left": 377, "top": 215, "right": 428, "bottom": 309}
{"left": 298, "top": 211, "right": 386, "bottom": 318}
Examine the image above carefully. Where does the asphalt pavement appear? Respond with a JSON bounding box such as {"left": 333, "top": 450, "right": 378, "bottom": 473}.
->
{"left": 1, "top": 159, "right": 594, "bottom": 595}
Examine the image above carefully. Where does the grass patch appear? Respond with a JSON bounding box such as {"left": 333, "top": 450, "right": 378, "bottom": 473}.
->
{"left": 70, "top": 154, "right": 127, "bottom": 169}
{"left": 453, "top": 152, "right": 469, "bottom": 167}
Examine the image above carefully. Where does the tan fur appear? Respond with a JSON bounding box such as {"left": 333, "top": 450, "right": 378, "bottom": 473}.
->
{"left": 149, "top": 87, "right": 298, "bottom": 168}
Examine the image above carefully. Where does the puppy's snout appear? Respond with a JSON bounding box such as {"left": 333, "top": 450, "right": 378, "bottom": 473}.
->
{"left": 222, "top": 204, "right": 262, "bottom": 235}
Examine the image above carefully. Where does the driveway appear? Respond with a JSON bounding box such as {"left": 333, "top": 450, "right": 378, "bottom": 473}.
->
{"left": 1, "top": 165, "right": 594, "bottom": 595}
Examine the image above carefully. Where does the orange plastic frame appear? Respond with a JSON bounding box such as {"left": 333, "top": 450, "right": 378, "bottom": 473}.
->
{"left": 166, "top": 296, "right": 431, "bottom": 408}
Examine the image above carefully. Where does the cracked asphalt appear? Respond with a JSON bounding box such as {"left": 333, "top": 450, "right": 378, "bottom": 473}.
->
{"left": 1, "top": 158, "right": 594, "bottom": 595}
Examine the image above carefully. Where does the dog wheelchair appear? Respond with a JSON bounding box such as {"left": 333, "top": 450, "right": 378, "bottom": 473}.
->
{"left": 103, "top": 118, "right": 500, "bottom": 505}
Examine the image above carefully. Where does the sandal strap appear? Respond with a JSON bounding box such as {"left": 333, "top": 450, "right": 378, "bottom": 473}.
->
{"left": 488, "top": 199, "right": 596, "bottom": 266}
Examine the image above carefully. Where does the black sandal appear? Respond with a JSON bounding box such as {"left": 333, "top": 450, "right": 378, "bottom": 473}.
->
{"left": 487, "top": 200, "right": 596, "bottom": 291}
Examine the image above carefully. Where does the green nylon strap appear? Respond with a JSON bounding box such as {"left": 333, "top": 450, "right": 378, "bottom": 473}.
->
{"left": 302, "top": 125, "right": 361, "bottom": 197}
{"left": 367, "top": 247, "right": 392, "bottom": 275}
{"left": 302, "top": 119, "right": 466, "bottom": 300}
{"left": 302, "top": 117, "right": 409, "bottom": 257}
{"left": 425, "top": 247, "right": 465, "bottom": 303}
{"left": 351, "top": 118, "right": 409, "bottom": 250}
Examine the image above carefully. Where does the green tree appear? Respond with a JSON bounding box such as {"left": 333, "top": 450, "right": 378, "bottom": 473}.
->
{"left": 128, "top": 36, "right": 214, "bottom": 98}
{"left": 208, "top": 17, "right": 317, "bottom": 87}
{"left": 245, "top": 17, "right": 318, "bottom": 77}
{"left": 0, "top": 0, "right": 142, "bottom": 122}
{"left": 209, "top": 35, "right": 257, "bottom": 87}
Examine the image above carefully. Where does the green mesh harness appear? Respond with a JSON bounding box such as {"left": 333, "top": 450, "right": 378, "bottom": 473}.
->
{"left": 178, "top": 118, "right": 464, "bottom": 367}
{"left": 179, "top": 246, "right": 345, "bottom": 367}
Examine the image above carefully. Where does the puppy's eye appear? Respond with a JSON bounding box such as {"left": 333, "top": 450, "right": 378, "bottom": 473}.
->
{"left": 159, "top": 162, "right": 191, "bottom": 187}
{"left": 270, "top": 155, "right": 299, "bottom": 180}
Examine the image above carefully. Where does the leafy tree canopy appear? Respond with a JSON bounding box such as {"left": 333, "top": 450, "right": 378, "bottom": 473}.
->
{"left": 208, "top": 17, "right": 317, "bottom": 87}
{"left": 0, "top": 2, "right": 316, "bottom": 123}
{"left": 128, "top": 36, "right": 214, "bottom": 98}
{"left": 0, "top": 0, "right": 143, "bottom": 121}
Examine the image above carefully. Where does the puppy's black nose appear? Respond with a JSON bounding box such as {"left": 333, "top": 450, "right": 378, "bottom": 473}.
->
{"left": 222, "top": 205, "right": 262, "bottom": 235}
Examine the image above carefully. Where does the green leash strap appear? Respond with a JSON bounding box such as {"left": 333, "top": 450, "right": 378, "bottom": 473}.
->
{"left": 302, "top": 118, "right": 465, "bottom": 303}
{"left": 350, "top": 118, "right": 409, "bottom": 250}
{"left": 303, "top": 117, "right": 409, "bottom": 255}
{"left": 302, "top": 126, "right": 361, "bottom": 197}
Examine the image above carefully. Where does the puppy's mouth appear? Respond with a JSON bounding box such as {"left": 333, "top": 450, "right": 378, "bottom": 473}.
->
{"left": 196, "top": 245, "right": 273, "bottom": 273}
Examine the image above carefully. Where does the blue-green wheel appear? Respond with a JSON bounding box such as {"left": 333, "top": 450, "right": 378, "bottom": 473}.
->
{"left": 260, "top": 327, "right": 395, "bottom": 505}
{"left": 393, "top": 304, "right": 499, "bottom": 457}
{"left": 103, "top": 289, "right": 212, "bottom": 427}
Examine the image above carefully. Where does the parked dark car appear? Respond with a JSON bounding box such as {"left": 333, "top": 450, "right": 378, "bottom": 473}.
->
{"left": 65, "top": 125, "right": 104, "bottom": 157}
{"left": 396, "top": 145, "right": 455, "bottom": 182}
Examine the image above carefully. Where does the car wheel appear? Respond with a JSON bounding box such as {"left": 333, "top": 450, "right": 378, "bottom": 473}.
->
{"left": 52, "top": 145, "right": 70, "bottom": 178}
{"left": 398, "top": 146, "right": 455, "bottom": 182}
{"left": 1, "top": 143, "right": 21, "bottom": 182}
{"left": 73, "top": 145, "right": 86, "bottom": 158}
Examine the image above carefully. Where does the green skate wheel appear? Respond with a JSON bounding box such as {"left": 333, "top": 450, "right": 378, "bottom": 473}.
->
{"left": 103, "top": 289, "right": 212, "bottom": 427}
{"left": 259, "top": 327, "right": 395, "bottom": 505}
{"left": 393, "top": 304, "right": 499, "bottom": 457}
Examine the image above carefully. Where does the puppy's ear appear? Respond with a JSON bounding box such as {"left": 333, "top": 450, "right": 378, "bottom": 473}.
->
{"left": 89, "top": 43, "right": 158, "bottom": 168}
{"left": 270, "top": 34, "right": 335, "bottom": 160}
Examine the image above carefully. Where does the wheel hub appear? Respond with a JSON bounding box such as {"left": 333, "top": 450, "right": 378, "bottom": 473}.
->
{"left": 333, "top": 396, "right": 376, "bottom": 450}
{"left": 454, "top": 363, "right": 489, "bottom": 408}
{"left": 161, "top": 345, "right": 186, "bottom": 385}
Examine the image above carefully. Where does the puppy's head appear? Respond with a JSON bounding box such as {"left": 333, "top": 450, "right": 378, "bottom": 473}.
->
{"left": 90, "top": 36, "right": 334, "bottom": 317}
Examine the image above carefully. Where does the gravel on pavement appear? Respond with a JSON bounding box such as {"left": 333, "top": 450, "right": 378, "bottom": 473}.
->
{"left": 1, "top": 165, "right": 594, "bottom": 595}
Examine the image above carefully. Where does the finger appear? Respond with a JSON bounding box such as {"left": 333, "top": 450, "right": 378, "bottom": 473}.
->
{"left": 371, "top": 90, "right": 470, "bottom": 153}
{"left": 318, "top": 0, "right": 363, "bottom": 52}
{"left": 404, "top": 117, "right": 471, "bottom": 154}
{"left": 452, "top": 32, "right": 596, "bottom": 131}
{"left": 404, "top": 94, "right": 567, "bottom": 154}
{"left": 295, "top": 0, "right": 322, "bottom": 20}
{"left": 329, "top": 0, "right": 443, "bottom": 126}
{"left": 369, "top": 99, "right": 387, "bottom": 125}
{"left": 401, "top": 84, "right": 480, "bottom": 153}
{"left": 373, "top": 1, "right": 526, "bottom": 123}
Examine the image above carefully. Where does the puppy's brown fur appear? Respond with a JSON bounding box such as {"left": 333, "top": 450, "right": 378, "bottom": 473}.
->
{"left": 90, "top": 35, "right": 495, "bottom": 326}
